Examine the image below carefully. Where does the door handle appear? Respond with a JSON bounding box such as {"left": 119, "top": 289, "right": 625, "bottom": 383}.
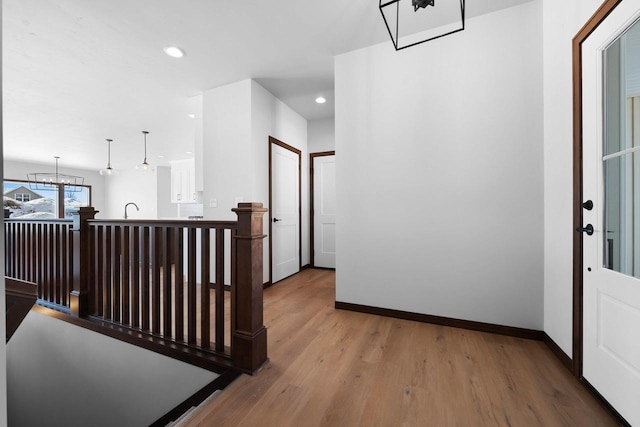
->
{"left": 582, "top": 200, "right": 593, "bottom": 210}
{"left": 576, "top": 224, "right": 594, "bottom": 235}
{"left": 273, "top": 218, "right": 283, "bottom": 223}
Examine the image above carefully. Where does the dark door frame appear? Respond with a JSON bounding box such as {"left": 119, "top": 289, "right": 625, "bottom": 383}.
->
{"left": 309, "top": 151, "right": 335, "bottom": 268}
{"left": 268, "top": 136, "right": 302, "bottom": 285}
{"left": 572, "top": 0, "right": 623, "bottom": 379}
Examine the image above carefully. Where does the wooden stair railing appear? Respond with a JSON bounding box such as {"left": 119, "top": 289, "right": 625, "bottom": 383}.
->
{"left": 5, "top": 277, "right": 38, "bottom": 342}
{"left": 4, "top": 203, "right": 268, "bottom": 374}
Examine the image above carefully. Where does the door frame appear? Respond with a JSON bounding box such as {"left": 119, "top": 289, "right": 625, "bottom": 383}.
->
{"left": 309, "top": 150, "right": 335, "bottom": 268}
{"left": 268, "top": 136, "right": 302, "bottom": 285}
{"left": 572, "top": 0, "right": 623, "bottom": 379}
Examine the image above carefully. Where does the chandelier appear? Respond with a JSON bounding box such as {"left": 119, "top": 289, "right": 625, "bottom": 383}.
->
{"left": 27, "top": 156, "right": 85, "bottom": 192}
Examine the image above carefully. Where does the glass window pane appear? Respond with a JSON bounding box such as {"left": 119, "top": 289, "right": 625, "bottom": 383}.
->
{"left": 3, "top": 180, "right": 58, "bottom": 219}
{"left": 63, "top": 185, "right": 90, "bottom": 218}
{"left": 603, "top": 153, "right": 640, "bottom": 277}
{"left": 604, "top": 21, "right": 640, "bottom": 156}
{"left": 603, "top": 19, "right": 640, "bottom": 278}
{"left": 5, "top": 179, "right": 91, "bottom": 219}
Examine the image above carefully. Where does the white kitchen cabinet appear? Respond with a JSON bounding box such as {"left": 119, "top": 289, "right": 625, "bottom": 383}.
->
{"left": 170, "top": 159, "right": 200, "bottom": 203}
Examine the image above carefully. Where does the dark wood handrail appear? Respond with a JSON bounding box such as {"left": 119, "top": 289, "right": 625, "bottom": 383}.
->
{"left": 88, "top": 219, "right": 238, "bottom": 229}
{"left": 5, "top": 218, "right": 73, "bottom": 223}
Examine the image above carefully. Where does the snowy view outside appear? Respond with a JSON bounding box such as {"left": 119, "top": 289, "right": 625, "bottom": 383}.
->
{"left": 3, "top": 180, "right": 90, "bottom": 219}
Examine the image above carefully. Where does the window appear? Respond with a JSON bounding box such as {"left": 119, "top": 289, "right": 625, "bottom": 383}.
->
{"left": 3, "top": 179, "right": 92, "bottom": 219}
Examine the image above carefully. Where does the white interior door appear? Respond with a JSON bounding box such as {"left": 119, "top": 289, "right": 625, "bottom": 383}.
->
{"left": 582, "top": 4, "right": 640, "bottom": 425}
{"left": 313, "top": 154, "right": 336, "bottom": 268}
{"left": 271, "top": 142, "right": 300, "bottom": 283}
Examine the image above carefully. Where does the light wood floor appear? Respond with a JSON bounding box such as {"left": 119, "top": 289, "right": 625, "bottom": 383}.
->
{"left": 184, "top": 269, "right": 617, "bottom": 427}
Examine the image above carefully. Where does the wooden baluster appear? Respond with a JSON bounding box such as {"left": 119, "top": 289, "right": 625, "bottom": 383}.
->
{"left": 187, "top": 227, "right": 197, "bottom": 345}
{"left": 104, "top": 226, "right": 113, "bottom": 319}
{"left": 28, "top": 224, "right": 33, "bottom": 296}
{"left": 49, "top": 223, "right": 55, "bottom": 303}
{"left": 69, "top": 206, "right": 98, "bottom": 317}
{"left": 215, "top": 228, "right": 225, "bottom": 353}
{"left": 47, "top": 224, "right": 53, "bottom": 303}
{"left": 3, "top": 223, "right": 8, "bottom": 278}
{"left": 68, "top": 225, "right": 74, "bottom": 309}
{"left": 112, "top": 226, "right": 121, "bottom": 322}
{"left": 61, "top": 224, "right": 69, "bottom": 308}
{"left": 55, "top": 224, "right": 62, "bottom": 305}
{"left": 231, "top": 202, "right": 268, "bottom": 373}
{"left": 131, "top": 226, "right": 140, "bottom": 328}
{"left": 26, "top": 223, "right": 32, "bottom": 283}
{"left": 141, "top": 227, "right": 150, "bottom": 331}
{"left": 15, "top": 223, "right": 21, "bottom": 279}
{"left": 19, "top": 223, "right": 25, "bottom": 280}
{"left": 162, "top": 227, "right": 172, "bottom": 338}
{"left": 122, "top": 226, "right": 130, "bottom": 326}
{"left": 5, "top": 223, "right": 10, "bottom": 278}
{"left": 200, "top": 227, "right": 211, "bottom": 349}
{"left": 174, "top": 227, "right": 184, "bottom": 342}
{"left": 152, "top": 227, "right": 161, "bottom": 334}
{"left": 95, "top": 225, "right": 104, "bottom": 316}
{"left": 38, "top": 223, "right": 44, "bottom": 300}
{"left": 13, "top": 223, "right": 19, "bottom": 278}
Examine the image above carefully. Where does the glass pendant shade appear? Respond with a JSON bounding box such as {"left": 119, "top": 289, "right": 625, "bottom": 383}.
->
{"left": 136, "top": 131, "right": 151, "bottom": 171}
{"left": 99, "top": 139, "right": 118, "bottom": 176}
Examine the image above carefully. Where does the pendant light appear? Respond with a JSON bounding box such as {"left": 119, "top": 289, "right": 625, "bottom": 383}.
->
{"left": 99, "top": 139, "right": 117, "bottom": 176}
{"left": 136, "top": 131, "right": 150, "bottom": 171}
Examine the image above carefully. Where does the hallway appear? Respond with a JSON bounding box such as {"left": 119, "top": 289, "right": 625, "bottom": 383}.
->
{"left": 184, "top": 269, "right": 616, "bottom": 426}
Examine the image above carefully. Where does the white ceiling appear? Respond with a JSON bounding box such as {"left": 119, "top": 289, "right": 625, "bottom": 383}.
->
{"left": 3, "top": 0, "right": 533, "bottom": 171}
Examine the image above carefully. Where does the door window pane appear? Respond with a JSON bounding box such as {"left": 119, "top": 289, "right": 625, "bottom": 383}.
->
{"left": 603, "top": 19, "right": 640, "bottom": 277}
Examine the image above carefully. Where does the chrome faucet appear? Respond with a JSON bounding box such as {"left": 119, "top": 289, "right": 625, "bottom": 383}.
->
{"left": 124, "top": 202, "right": 139, "bottom": 219}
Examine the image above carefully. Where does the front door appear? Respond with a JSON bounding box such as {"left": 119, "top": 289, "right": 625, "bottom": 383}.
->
{"left": 270, "top": 138, "right": 301, "bottom": 283}
{"left": 581, "top": 3, "right": 640, "bottom": 424}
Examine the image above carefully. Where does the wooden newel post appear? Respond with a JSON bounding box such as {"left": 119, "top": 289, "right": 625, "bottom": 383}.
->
{"left": 70, "top": 206, "right": 98, "bottom": 317}
{"left": 231, "top": 202, "right": 268, "bottom": 373}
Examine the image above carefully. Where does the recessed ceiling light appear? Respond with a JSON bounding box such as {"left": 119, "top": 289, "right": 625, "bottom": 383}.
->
{"left": 158, "top": 155, "right": 166, "bottom": 158}
{"left": 315, "top": 96, "right": 327, "bottom": 104}
{"left": 163, "top": 46, "right": 185, "bottom": 58}
{"left": 187, "top": 114, "right": 196, "bottom": 119}
{"left": 185, "top": 151, "right": 193, "bottom": 155}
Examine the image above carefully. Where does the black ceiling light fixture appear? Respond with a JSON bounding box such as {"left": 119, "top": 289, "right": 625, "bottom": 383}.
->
{"left": 27, "top": 156, "right": 85, "bottom": 192}
{"left": 413, "top": 0, "right": 435, "bottom": 11}
{"left": 380, "top": 0, "right": 465, "bottom": 51}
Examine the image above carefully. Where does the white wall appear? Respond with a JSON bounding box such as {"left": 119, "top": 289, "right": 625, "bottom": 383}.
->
{"left": 542, "top": 0, "right": 604, "bottom": 356}
{"left": 335, "top": 2, "right": 544, "bottom": 329}
{"left": 101, "top": 167, "right": 171, "bottom": 219}
{"left": 3, "top": 159, "right": 106, "bottom": 216}
{"left": 308, "top": 118, "right": 335, "bottom": 153}
{"left": 202, "top": 80, "right": 252, "bottom": 221}
{"left": 202, "top": 79, "right": 308, "bottom": 283}
{"left": 155, "top": 166, "right": 177, "bottom": 218}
